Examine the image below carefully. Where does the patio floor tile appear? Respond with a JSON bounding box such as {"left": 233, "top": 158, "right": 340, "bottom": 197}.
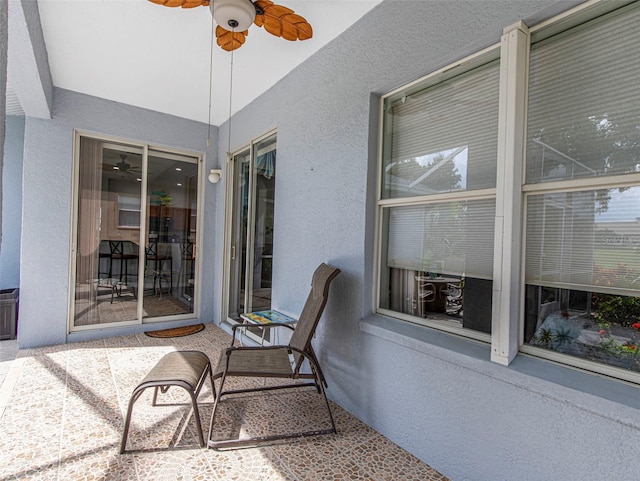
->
{"left": 0, "top": 324, "right": 448, "bottom": 480}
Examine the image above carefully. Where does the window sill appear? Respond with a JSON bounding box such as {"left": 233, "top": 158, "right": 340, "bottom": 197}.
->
{"left": 360, "top": 314, "right": 640, "bottom": 424}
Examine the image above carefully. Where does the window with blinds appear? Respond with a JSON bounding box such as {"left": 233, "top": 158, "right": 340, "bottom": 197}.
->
{"left": 526, "top": 3, "right": 640, "bottom": 184}
{"left": 523, "top": 1, "right": 640, "bottom": 377}
{"left": 378, "top": 57, "right": 499, "bottom": 337}
{"left": 117, "top": 194, "right": 141, "bottom": 228}
{"left": 382, "top": 60, "right": 500, "bottom": 199}
{"left": 385, "top": 199, "right": 496, "bottom": 280}
{"left": 377, "top": 0, "right": 640, "bottom": 380}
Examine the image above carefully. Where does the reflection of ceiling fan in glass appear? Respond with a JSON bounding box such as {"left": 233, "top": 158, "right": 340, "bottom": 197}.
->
{"left": 103, "top": 154, "right": 142, "bottom": 175}
{"left": 148, "top": 0, "right": 312, "bottom": 51}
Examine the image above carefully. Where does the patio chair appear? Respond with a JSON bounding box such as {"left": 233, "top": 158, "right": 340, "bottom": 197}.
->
{"left": 207, "top": 262, "right": 341, "bottom": 449}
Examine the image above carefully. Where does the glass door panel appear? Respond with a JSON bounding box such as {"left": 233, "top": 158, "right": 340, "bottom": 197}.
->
{"left": 72, "top": 136, "right": 200, "bottom": 329}
{"left": 227, "top": 133, "right": 277, "bottom": 326}
{"left": 74, "top": 139, "right": 142, "bottom": 327}
{"left": 251, "top": 136, "right": 276, "bottom": 311}
{"left": 142, "top": 152, "right": 198, "bottom": 319}
{"left": 227, "top": 149, "right": 251, "bottom": 321}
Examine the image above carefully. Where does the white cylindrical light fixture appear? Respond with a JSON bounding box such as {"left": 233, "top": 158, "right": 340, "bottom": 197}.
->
{"left": 208, "top": 169, "right": 222, "bottom": 184}
{"left": 211, "top": 0, "right": 256, "bottom": 31}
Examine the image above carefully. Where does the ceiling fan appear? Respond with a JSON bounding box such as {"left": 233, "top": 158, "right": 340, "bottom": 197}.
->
{"left": 148, "top": 0, "right": 313, "bottom": 51}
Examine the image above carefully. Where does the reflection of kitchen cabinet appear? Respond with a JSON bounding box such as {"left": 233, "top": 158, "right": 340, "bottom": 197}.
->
{"left": 147, "top": 206, "right": 192, "bottom": 242}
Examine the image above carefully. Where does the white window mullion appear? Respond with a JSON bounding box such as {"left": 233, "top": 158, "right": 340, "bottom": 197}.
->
{"left": 491, "top": 21, "right": 530, "bottom": 366}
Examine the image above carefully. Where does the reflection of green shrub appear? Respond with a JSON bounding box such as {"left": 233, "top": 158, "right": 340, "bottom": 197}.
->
{"left": 532, "top": 327, "right": 574, "bottom": 349}
{"left": 594, "top": 295, "right": 640, "bottom": 327}
{"left": 534, "top": 328, "right": 553, "bottom": 347}
{"left": 553, "top": 327, "right": 574, "bottom": 346}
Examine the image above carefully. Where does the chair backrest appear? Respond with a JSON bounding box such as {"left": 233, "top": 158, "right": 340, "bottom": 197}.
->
{"left": 288, "top": 263, "right": 341, "bottom": 370}
{"left": 146, "top": 240, "right": 158, "bottom": 257}
{"left": 109, "top": 240, "right": 124, "bottom": 256}
{"left": 181, "top": 241, "right": 194, "bottom": 258}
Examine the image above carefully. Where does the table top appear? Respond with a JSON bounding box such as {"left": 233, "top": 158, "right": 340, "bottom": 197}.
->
{"left": 415, "top": 276, "right": 459, "bottom": 284}
{"left": 240, "top": 309, "right": 298, "bottom": 325}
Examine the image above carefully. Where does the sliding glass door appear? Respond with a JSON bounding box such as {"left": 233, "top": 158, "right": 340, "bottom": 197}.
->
{"left": 226, "top": 133, "right": 277, "bottom": 323}
{"left": 71, "top": 134, "right": 200, "bottom": 329}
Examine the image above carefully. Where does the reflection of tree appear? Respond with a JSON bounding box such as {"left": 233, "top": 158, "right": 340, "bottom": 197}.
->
{"left": 530, "top": 112, "right": 640, "bottom": 212}
{"left": 389, "top": 154, "right": 462, "bottom": 192}
{"left": 422, "top": 201, "right": 466, "bottom": 270}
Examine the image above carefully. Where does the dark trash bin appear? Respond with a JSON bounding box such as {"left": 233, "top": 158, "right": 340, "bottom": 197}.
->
{"left": 0, "top": 288, "right": 19, "bottom": 340}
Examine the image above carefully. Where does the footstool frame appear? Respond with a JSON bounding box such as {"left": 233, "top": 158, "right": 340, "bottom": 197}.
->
{"left": 120, "top": 350, "right": 214, "bottom": 453}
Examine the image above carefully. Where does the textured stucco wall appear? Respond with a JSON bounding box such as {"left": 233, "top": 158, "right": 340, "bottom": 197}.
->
{"left": 19, "top": 88, "right": 219, "bottom": 347}
{"left": 15, "top": 0, "right": 640, "bottom": 479}
{"left": 7, "top": 0, "right": 52, "bottom": 118}
{"left": 0, "top": 116, "right": 24, "bottom": 289}
{"left": 216, "top": 1, "right": 640, "bottom": 480}
{"left": 1, "top": 0, "right": 7, "bottom": 262}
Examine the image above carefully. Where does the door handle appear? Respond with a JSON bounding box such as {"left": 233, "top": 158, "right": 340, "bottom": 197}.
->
{"left": 231, "top": 245, "right": 236, "bottom": 260}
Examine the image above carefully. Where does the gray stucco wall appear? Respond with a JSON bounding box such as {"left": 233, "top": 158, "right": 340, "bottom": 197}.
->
{"left": 15, "top": 1, "right": 640, "bottom": 480}
{"left": 0, "top": 115, "right": 24, "bottom": 289}
{"left": 215, "top": 1, "right": 640, "bottom": 480}
{"left": 1, "top": 0, "right": 7, "bottom": 263}
{"left": 7, "top": 0, "right": 52, "bottom": 119}
{"left": 19, "top": 88, "right": 220, "bottom": 347}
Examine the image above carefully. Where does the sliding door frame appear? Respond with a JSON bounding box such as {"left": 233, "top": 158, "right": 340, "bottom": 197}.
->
{"left": 67, "top": 130, "right": 204, "bottom": 333}
{"left": 221, "top": 129, "right": 277, "bottom": 327}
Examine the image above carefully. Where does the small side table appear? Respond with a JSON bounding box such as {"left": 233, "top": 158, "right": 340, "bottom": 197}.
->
{"left": 240, "top": 309, "right": 297, "bottom": 345}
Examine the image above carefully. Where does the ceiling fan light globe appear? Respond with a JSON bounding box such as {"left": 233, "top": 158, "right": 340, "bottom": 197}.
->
{"left": 211, "top": 0, "right": 256, "bottom": 32}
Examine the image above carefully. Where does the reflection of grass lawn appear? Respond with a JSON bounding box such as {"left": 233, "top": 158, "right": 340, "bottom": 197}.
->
{"left": 594, "top": 247, "right": 639, "bottom": 269}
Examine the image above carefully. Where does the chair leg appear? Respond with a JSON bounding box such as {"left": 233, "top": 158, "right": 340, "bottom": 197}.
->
{"left": 207, "top": 373, "right": 227, "bottom": 448}
{"left": 121, "top": 359, "right": 214, "bottom": 453}
{"left": 313, "top": 366, "right": 337, "bottom": 434}
{"left": 120, "top": 388, "right": 146, "bottom": 454}
{"left": 188, "top": 389, "right": 205, "bottom": 447}
{"left": 207, "top": 371, "right": 336, "bottom": 449}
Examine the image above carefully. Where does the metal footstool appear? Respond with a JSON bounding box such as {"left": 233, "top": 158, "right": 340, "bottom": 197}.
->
{"left": 120, "top": 350, "right": 214, "bottom": 453}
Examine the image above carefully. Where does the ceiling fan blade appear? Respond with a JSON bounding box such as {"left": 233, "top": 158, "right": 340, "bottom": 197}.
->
{"left": 216, "top": 26, "right": 249, "bottom": 51}
{"left": 254, "top": 0, "right": 313, "bottom": 41}
{"left": 147, "top": 0, "right": 209, "bottom": 8}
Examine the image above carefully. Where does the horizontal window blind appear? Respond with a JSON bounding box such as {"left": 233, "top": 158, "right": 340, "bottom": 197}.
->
{"left": 385, "top": 198, "right": 496, "bottom": 280}
{"left": 383, "top": 61, "right": 500, "bottom": 198}
{"left": 526, "top": 4, "right": 640, "bottom": 183}
{"left": 525, "top": 188, "right": 640, "bottom": 295}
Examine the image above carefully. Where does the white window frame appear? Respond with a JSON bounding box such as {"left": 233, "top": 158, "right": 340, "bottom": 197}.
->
{"left": 375, "top": 44, "right": 506, "bottom": 344}
{"left": 375, "top": 0, "right": 640, "bottom": 384}
{"left": 117, "top": 194, "right": 141, "bottom": 229}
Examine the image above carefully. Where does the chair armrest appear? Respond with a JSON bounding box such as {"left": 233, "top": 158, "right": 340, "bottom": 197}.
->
{"left": 230, "top": 322, "right": 296, "bottom": 346}
{"left": 224, "top": 344, "right": 290, "bottom": 355}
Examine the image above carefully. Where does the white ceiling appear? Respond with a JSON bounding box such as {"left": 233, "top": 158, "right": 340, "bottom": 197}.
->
{"left": 28, "top": 0, "right": 381, "bottom": 126}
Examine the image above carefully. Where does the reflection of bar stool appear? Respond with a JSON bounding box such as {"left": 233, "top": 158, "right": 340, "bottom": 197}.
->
{"left": 180, "top": 241, "right": 195, "bottom": 284}
{"left": 146, "top": 240, "right": 173, "bottom": 296}
{"left": 98, "top": 240, "right": 111, "bottom": 280}
{"left": 442, "top": 280, "right": 464, "bottom": 316}
{"left": 96, "top": 277, "right": 134, "bottom": 303}
{"left": 109, "top": 241, "right": 139, "bottom": 287}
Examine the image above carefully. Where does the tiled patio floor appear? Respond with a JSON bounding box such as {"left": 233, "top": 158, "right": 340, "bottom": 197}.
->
{"left": 0, "top": 324, "right": 448, "bottom": 481}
